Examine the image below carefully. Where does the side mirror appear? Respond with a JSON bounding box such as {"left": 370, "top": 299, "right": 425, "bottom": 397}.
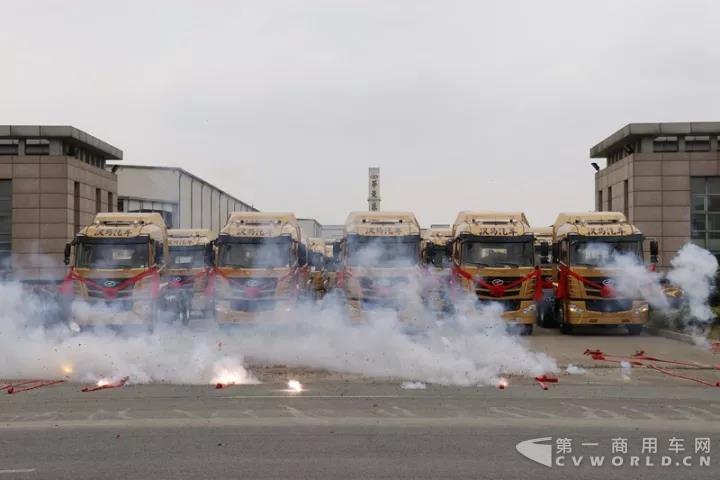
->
{"left": 539, "top": 241, "right": 549, "bottom": 265}
{"left": 64, "top": 242, "right": 72, "bottom": 265}
{"left": 205, "top": 243, "right": 216, "bottom": 266}
{"left": 310, "top": 252, "right": 324, "bottom": 269}
{"left": 551, "top": 243, "right": 560, "bottom": 264}
{"left": 649, "top": 240, "right": 659, "bottom": 264}
{"left": 298, "top": 244, "right": 308, "bottom": 266}
{"left": 155, "top": 241, "right": 165, "bottom": 266}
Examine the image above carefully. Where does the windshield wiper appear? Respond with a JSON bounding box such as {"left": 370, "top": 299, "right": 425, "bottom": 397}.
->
{"left": 494, "top": 262, "right": 520, "bottom": 267}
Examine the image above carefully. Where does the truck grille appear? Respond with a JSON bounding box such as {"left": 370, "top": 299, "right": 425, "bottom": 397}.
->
{"left": 227, "top": 277, "right": 278, "bottom": 300}
{"left": 580, "top": 277, "right": 616, "bottom": 298}
{"left": 585, "top": 299, "right": 633, "bottom": 313}
{"left": 230, "top": 299, "right": 277, "bottom": 312}
{"left": 167, "top": 274, "right": 208, "bottom": 292}
{"left": 86, "top": 279, "right": 134, "bottom": 299}
{"left": 475, "top": 276, "right": 530, "bottom": 299}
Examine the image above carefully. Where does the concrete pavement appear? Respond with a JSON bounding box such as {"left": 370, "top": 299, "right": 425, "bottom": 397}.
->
{"left": 1, "top": 329, "right": 719, "bottom": 479}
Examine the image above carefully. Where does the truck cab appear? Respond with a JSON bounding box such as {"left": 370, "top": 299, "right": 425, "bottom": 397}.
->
{"left": 339, "top": 211, "right": 421, "bottom": 316}
{"left": 529, "top": 226, "right": 554, "bottom": 326}
{"left": 308, "top": 237, "right": 328, "bottom": 300}
{"left": 212, "top": 212, "right": 305, "bottom": 322}
{"left": 450, "top": 211, "right": 538, "bottom": 335}
{"left": 61, "top": 212, "right": 168, "bottom": 328}
{"left": 164, "top": 229, "right": 216, "bottom": 323}
{"left": 420, "top": 228, "right": 453, "bottom": 312}
{"left": 552, "top": 212, "right": 654, "bottom": 335}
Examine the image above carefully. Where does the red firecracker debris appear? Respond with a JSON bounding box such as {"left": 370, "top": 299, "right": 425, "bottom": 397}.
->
{"left": 5, "top": 380, "right": 64, "bottom": 395}
{"left": 81, "top": 376, "right": 129, "bottom": 393}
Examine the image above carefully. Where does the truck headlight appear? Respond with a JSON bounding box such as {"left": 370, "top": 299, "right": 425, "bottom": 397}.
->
{"left": 634, "top": 304, "right": 649, "bottom": 315}
{"left": 568, "top": 304, "right": 585, "bottom": 314}
{"left": 133, "top": 303, "right": 151, "bottom": 315}
{"left": 522, "top": 304, "right": 536, "bottom": 314}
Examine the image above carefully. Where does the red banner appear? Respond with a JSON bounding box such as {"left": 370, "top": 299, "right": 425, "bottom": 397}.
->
{"left": 452, "top": 264, "right": 551, "bottom": 302}
{"left": 59, "top": 267, "right": 160, "bottom": 300}
{"left": 555, "top": 265, "right": 614, "bottom": 300}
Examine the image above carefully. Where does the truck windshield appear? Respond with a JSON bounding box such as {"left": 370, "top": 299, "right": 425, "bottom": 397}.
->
{"left": 347, "top": 236, "right": 419, "bottom": 267}
{"left": 169, "top": 246, "right": 206, "bottom": 268}
{"left": 534, "top": 244, "right": 552, "bottom": 266}
{"left": 75, "top": 241, "right": 149, "bottom": 269}
{"left": 570, "top": 240, "right": 642, "bottom": 266}
{"left": 425, "top": 244, "right": 451, "bottom": 268}
{"left": 461, "top": 241, "right": 533, "bottom": 267}
{"left": 218, "top": 238, "right": 292, "bottom": 268}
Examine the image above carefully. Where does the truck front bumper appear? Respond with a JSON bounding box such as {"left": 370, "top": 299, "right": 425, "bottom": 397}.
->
{"left": 566, "top": 301, "right": 649, "bottom": 326}
{"left": 213, "top": 298, "right": 295, "bottom": 324}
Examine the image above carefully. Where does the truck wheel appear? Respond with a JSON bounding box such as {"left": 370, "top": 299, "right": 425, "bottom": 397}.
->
{"left": 627, "top": 325, "right": 643, "bottom": 336}
{"left": 556, "top": 303, "right": 572, "bottom": 334}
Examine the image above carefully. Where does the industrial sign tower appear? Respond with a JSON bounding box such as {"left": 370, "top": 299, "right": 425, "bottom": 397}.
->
{"left": 368, "top": 167, "right": 380, "bottom": 211}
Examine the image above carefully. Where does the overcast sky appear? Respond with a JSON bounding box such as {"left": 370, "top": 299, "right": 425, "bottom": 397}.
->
{"left": 2, "top": 0, "right": 719, "bottom": 226}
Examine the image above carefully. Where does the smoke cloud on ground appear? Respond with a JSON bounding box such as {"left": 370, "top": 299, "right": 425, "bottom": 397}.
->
{"left": 0, "top": 277, "right": 557, "bottom": 387}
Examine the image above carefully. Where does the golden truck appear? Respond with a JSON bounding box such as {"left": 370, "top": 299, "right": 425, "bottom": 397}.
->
{"left": 450, "top": 211, "right": 541, "bottom": 335}
{"left": 163, "top": 229, "right": 217, "bottom": 323}
{"left": 339, "top": 211, "right": 422, "bottom": 315}
{"left": 308, "top": 237, "right": 328, "bottom": 300}
{"left": 529, "top": 226, "right": 555, "bottom": 327}
{"left": 420, "top": 228, "right": 453, "bottom": 312}
{"left": 552, "top": 212, "right": 656, "bottom": 335}
{"left": 323, "top": 241, "right": 342, "bottom": 292}
{"left": 212, "top": 212, "right": 307, "bottom": 322}
{"left": 61, "top": 212, "right": 169, "bottom": 328}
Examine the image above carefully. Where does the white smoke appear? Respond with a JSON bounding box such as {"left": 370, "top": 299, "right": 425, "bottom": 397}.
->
{"left": 401, "top": 381, "right": 427, "bottom": 389}
{"left": 583, "top": 241, "right": 717, "bottom": 329}
{"left": 667, "top": 243, "right": 718, "bottom": 323}
{"left": 0, "top": 239, "right": 558, "bottom": 386}
{"left": 581, "top": 243, "right": 668, "bottom": 309}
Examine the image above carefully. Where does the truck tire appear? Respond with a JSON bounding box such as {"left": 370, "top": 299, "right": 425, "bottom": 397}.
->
{"left": 627, "top": 325, "right": 643, "bottom": 336}
{"left": 556, "top": 302, "right": 573, "bottom": 334}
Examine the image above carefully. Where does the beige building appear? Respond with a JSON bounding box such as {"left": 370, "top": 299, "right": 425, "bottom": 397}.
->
{"left": 591, "top": 122, "right": 720, "bottom": 267}
{"left": 0, "top": 125, "right": 122, "bottom": 282}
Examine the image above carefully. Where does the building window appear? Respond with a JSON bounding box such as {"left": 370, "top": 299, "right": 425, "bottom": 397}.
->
{"left": 653, "top": 136, "right": 679, "bottom": 153}
{"left": 96, "top": 188, "right": 102, "bottom": 213}
{"left": 0, "top": 139, "right": 19, "bottom": 156}
{"left": 608, "top": 186, "right": 613, "bottom": 211}
{"left": 0, "top": 180, "right": 11, "bottom": 271}
{"left": 25, "top": 138, "right": 50, "bottom": 155}
{"left": 690, "top": 177, "right": 720, "bottom": 255}
{"left": 685, "top": 135, "right": 710, "bottom": 152}
{"left": 107, "top": 192, "right": 114, "bottom": 212}
{"left": 74, "top": 182, "right": 80, "bottom": 235}
{"left": 623, "top": 180, "right": 629, "bottom": 219}
{"left": 597, "top": 190, "right": 603, "bottom": 211}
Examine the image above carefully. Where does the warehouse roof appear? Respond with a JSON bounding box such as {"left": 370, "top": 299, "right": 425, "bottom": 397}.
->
{"left": 112, "top": 164, "right": 257, "bottom": 212}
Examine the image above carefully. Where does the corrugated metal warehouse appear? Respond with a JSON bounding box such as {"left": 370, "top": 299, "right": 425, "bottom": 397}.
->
{"left": 114, "top": 165, "right": 257, "bottom": 235}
